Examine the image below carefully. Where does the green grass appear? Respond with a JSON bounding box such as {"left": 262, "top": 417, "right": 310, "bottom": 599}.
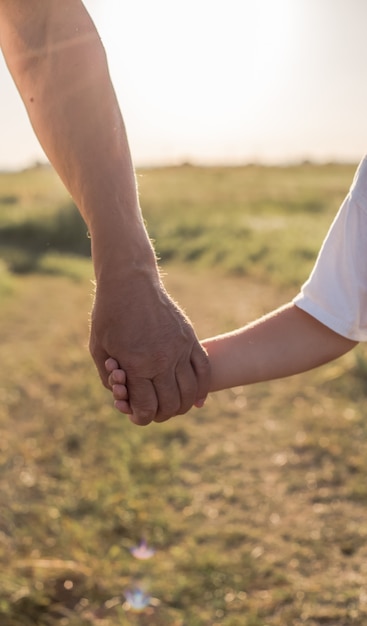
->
{"left": 138, "top": 162, "right": 354, "bottom": 285}
{"left": 0, "top": 161, "right": 356, "bottom": 284}
{"left": 0, "top": 162, "right": 367, "bottom": 625}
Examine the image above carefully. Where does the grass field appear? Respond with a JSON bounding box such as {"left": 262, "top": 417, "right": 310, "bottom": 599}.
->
{"left": 1, "top": 162, "right": 367, "bottom": 625}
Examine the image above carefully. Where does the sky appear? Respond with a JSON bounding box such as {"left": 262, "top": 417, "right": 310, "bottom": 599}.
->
{"left": 0, "top": 0, "right": 366, "bottom": 170}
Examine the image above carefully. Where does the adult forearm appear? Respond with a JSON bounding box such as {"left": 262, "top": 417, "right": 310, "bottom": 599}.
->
{"left": 0, "top": 0, "right": 156, "bottom": 279}
{"left": 203, "top": 303, "right": 357, "bottom": 391}
{"left": 0, "top": 1, "right": 211, "bottom": 421}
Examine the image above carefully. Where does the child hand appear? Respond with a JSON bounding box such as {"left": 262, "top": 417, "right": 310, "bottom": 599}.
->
{"left": 105, "top": 357, "right": 132, "bottom": 415}
{"left": 105, "top": 357, "right": 206, "bottom": 417}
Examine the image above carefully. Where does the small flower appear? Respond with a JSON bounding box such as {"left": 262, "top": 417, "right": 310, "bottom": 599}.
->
{"left": 130, "top": 539, "right": 155, "bottom": 560}
{"left": 124, "top": 587, "right": 151, "bottom": 612}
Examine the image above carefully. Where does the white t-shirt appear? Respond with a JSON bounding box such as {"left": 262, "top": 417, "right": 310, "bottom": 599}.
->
{"left": 293, "top": 156, "right": 367, "bottom": 341}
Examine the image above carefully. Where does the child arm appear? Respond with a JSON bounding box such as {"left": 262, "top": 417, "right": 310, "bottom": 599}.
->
{"left": 108, "top": 303, "right": 357, "bottom": 414}
{"left": 202, "top": 303, "right": 357, "bottom": 392}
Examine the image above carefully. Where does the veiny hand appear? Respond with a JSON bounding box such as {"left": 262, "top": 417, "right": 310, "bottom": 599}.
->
{"left": 89, "top": 270, "right": 210, "bottom": 425}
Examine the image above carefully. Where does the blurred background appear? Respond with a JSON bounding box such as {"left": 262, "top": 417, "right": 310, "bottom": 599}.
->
{"left": 2, "top": 3, "right": 367, "bottom": 625}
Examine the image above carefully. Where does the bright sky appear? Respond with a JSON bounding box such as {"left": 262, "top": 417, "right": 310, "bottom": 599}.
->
{"left": 0, "top": 0, "right": 366, "bottom": 170}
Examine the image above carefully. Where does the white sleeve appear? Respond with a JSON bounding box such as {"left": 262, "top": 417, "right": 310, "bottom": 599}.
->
{"left": 293, "top": 156, "right": 367, "bottom": 341}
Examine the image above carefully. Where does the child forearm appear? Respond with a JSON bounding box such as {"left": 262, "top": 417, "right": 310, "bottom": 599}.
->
{"left": 108, "top": 303, "right": 357, "bottom": 412}
{"left": 202, "top": 303, "right": 357, "bottom": 391}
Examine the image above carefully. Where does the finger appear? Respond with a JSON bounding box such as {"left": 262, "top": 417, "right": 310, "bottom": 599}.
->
{"left": 108, "top": 369, "right": 127, "bottom": 388}
{"left": 191, "top": 343, "right": 210, "bottom": 405}
{"left": 129, "top": 413, "right": 147, "bottom": 425}
{"left": 114, "top": 399, "right": 133, "bottom": 415}
{"left": 112, "top": 383, "right": 128, "bottom": 401}
{"left": 128, "top": 378, "right": 158, "bottom": 426}
{"left": 105, "top": 357, "right": 120, "bottom": 373}
{"left": 194, "top": 398, "right": 206, "bottom": 408}
{"left": 152, "top": 370, "right": 182, "bottom": 422}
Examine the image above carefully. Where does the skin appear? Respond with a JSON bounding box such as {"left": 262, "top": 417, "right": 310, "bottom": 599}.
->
{"left": 201, "top": 303, "right": 357, "bottom": 391}
{"left": 109, "top": 303, "right": 358, "bottom": 414}
{"left": 0, "top": 0, "right": 210, "bottom": 424}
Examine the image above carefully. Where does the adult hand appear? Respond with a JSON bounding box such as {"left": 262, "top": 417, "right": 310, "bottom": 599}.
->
{"left": 89, "top": 269, "right": 210, "bottom": 425}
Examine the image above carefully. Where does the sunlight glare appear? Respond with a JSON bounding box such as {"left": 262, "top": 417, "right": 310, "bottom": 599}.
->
{"left": 84, "top": 0, "right": 298, "bottom": 163}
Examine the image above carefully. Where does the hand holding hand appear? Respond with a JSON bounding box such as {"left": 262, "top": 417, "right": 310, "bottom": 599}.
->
{"left": 89, "top": 270, "right": 210, "bottom": 425}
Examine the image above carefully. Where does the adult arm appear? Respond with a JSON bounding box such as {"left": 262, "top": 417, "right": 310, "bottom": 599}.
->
{"left": 0, "top": 0, "right": 209, "bottom": 424}
{"left": 202, "top": 303, "right": 357, "bottom": 391}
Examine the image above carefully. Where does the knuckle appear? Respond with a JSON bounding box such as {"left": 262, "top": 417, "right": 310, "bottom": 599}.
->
{"left": 175, "top": 400, "right": 193, "bottom": 416}
{"left": 131, "top": 413, "right": 154, "bottom": 426}
{"left": 154, "top": 412, "right": 173, "bottom": 423}
{"left": 132, "top": 407, "right": 155, "bottom": 425}
{"left": 159, "top": 395, "right": 182, "bottom": 420}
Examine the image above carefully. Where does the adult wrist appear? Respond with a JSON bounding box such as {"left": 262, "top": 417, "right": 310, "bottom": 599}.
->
{"left": 91, "top": 227, "right": 160, "bottom": 285}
